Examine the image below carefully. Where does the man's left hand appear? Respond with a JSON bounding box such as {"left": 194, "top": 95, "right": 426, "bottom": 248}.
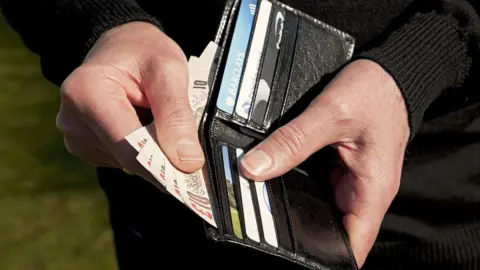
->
{"left": 239, "top": 59, "right": 410, "bottom": 268}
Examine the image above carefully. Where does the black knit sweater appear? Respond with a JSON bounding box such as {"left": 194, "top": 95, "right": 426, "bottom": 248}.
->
{"left": 1, "top": 0, "right": 480, "bottom": 269}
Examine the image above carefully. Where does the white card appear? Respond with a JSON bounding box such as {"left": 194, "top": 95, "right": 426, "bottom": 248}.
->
{"left": 235, "top": 0, "right": 272, "bottom": 120}
{"left": 255, "top": 181, "right": 278, "bottom": 248}
{"left": 236, "top": 148, "right": 260, "bottom": 242}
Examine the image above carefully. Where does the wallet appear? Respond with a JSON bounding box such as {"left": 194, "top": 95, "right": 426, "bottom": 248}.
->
{"left": 197, "top": 0, "right": 358, "bottom": 269}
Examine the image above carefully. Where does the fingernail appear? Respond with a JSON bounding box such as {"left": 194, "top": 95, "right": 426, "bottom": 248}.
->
{"left": 177, "top": 139, "right": 204, "bottom": 162}
{"left": 241, "top": 150, "right": 272, "bottom": 176}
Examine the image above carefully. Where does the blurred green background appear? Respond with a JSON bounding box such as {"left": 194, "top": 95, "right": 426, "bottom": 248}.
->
{"left": 0, "top": 15, "right": 116, "bottom": 270}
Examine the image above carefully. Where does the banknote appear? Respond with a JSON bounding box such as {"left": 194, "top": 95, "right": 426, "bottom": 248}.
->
{"left": 125, "top": 41, "right": 220, "bottom": 228}
{"left": 164, "top": 157, "right": 184, "bottom": 203}
{"left": 188, "top": 41, "right": 220, "bottom": 127}
{"left": 136, "top": 138, "right": 155, "bottom": 173}
{"left": 174, "top": 168, "right": 217, "bottom": 227}
{"left": 148, "top": 144, "right": 167, "bottom": 187}
{"left": 125, "top": 126, "right": 151, "bottom": 152}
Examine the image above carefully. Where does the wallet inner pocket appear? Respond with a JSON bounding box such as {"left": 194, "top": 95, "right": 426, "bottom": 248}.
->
{"left": 282, "top": 168, "right": 356, "bottom": 268}
{"left": 209, "top": 119, "right": 294, "bottom": 252}
{"left": 261, "top": 6, "right": 299, "bottom": 131}
{"left": 278, "top": 11, "right": 355, "bottom": 125}
{"left": 211, "top": 0, "right": 303, "bottom": 135}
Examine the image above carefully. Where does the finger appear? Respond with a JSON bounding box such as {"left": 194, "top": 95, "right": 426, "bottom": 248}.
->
{"left": 240, "top": 97, "right": 346, "bottom": 181}
{"left": 60, "top": 65, "right": 144, "bottom": 169}
{"left": 335, "top": 147, "right": 402, "bottom": 267}
{"left": 63, "top": 135, "right": 120, "bottom": 168}
{"left": 143, "top": 55, "right": 204, "bottom": 173}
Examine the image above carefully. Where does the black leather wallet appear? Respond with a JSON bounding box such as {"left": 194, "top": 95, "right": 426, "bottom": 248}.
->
{"left": 197, "top": 0, "right": 358, "bottom": 269}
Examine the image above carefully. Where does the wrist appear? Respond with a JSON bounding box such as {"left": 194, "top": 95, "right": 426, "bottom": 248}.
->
{"left": 348, "top": 59, "right": 410, "bottom": 142}
{"left": 86, "top": 21, "right": 185, "bottom": 65}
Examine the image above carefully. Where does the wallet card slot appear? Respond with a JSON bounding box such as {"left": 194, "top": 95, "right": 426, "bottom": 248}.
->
{"left": 211, "top": 139, "right": 237, "bottom": 237}
{"left": 266, "top": 178, "right": 294, "bottom": 253}
{"left": 228, "top": 147, "right": 253, "bottom": 242}
{"left": 282, "top": 168, "right": 357, "bottom": 269}
{"left": 241, "top": 1, "right": 274, "bottom": 132}
{"left": 229, "top": 0, "right": 263, "bottom": 125}
{"left": 210, "top": 119, "right": 257, "bottom": 150}
{"left": 244, "top": 2, "right": 281, "bottom": 132}
{"left": 262, "top": 7, "right": 299, "bottom": 131}
{"left": 214, "top": 0, "right": 259, "bottom": 122}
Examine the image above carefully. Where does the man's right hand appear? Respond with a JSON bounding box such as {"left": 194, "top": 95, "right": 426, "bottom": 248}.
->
{"left": 56, "top": 22, "right": 204, "bottom": 179}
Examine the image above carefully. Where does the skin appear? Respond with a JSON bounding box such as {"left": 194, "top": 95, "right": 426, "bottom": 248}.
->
{"left": 56, "top": 22, "right": 410, "bottom": 268}
{"left": 240, "top": 58, "right": 410, "bottom": 267}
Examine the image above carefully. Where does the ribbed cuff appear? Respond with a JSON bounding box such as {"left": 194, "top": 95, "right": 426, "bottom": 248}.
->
{"left": 42, "top": 0, "right": 163, "bottom": 85}
{"left": 78, "top": 0, "right": 164, "bottom": 56}
{"left": 72, "top": 0, "right": 164, "bottom": 58}
{"left": 353, "top": 11, "right": 470, "bottom": 139}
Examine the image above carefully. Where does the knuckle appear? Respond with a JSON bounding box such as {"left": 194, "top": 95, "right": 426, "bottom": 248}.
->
{"left": 163, "top": 105, "right": 194, "bottom": 129}
{"left": 317, "top": 94, "right": 355, "bottom": 124}
{"left": 60, "top": 67, "right": 96, "bottom": 113}
{"left": 147, "top": 56, "right": 188, "bottom": 89}
{"left": 60, "top": 69, "right": 85, "bottom": 101}
{"left": 271, "top": 124, "right": 306, "bottom": 157}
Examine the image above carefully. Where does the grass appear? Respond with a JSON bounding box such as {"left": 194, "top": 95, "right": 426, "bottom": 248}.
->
{"left": 230, "top": 207, "right": 243, "bottom": 239}
{"left": 0, "top": 16, "right": 116, "bottom": 270}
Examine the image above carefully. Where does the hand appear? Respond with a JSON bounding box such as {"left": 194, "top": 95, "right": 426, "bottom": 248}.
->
{"left": 56, "top": 22, "right": 204, "bottom": 179}
{"left": 239, "top": 60, "right": 410, "bottom": 267}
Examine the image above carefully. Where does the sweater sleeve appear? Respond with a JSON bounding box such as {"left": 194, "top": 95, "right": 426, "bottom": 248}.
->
{"left": 0, "top": 0, "right": 163, "bottom": 86}
{"left": 353, "top": 0, "right": 480, "bottom": 138}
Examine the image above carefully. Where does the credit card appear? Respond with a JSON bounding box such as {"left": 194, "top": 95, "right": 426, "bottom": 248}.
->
{"left": 255, "top": 181, "right": 278, "bottom": 247}
{"left": 216, "top": 0, "right": 258, "bottom": 115}
{"left": 235, "top": 0, "right": 272, "bottom": 120}
{"left": 222, "top": 145, "right": 243, "bottom": 239}
{"left": 250, "top": 5, "right": 285, "bottom": 125}
{"left": 236, "top": 148, "right": 260, "bottom": 242}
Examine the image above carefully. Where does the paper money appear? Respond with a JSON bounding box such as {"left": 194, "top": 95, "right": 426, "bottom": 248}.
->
{"left": 174, "top": 168, "right": 216, "bottom": 227}
{"left": 164, "top": 158, "right": 184, "bottom": 203}
{"left": 188, "top": 41, "right": 219, "bottom": 127}
{"left": 125, "top": 41, "right": 219, "bottom": 228}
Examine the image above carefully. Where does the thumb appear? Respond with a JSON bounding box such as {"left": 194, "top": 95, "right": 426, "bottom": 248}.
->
{"left": 240, "top": 99, "right": 345, "bottom": 181}
{"left": 143, "top": 54, "right": 204, "bottom": 173}
{"left": 334, "top": 145, "right": 402, "bottom": 267}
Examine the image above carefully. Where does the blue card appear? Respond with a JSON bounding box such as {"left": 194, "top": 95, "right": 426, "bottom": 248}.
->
{"left": 216, "top": 0, "right": 258, "bottom": 115}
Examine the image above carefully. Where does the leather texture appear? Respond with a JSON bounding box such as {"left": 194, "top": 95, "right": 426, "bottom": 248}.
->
{"left": 198, "top": 0, "right": 358, "bottom": 269}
